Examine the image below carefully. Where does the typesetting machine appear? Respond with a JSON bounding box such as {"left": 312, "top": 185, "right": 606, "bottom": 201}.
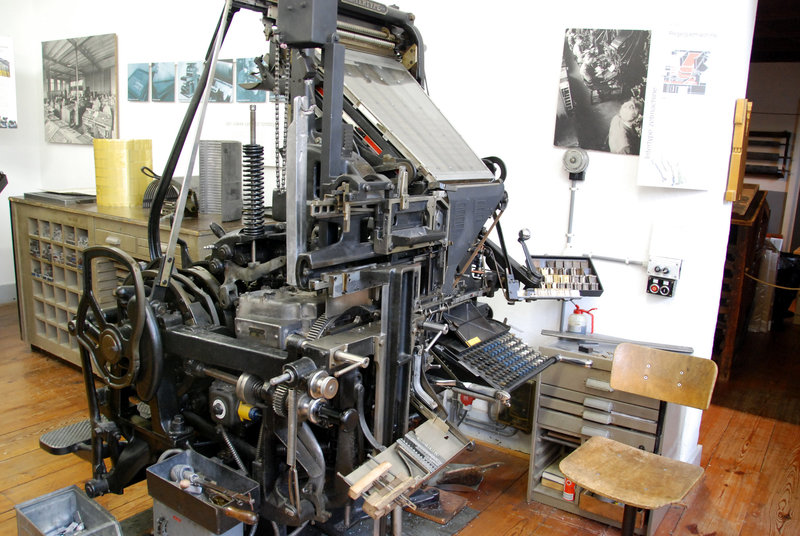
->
{"left": 42, "top": 1, "right": 589, "bottom": 534}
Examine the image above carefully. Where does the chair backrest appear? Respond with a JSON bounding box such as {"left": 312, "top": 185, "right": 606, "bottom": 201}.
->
{"left": 610, "top": 343, "right": 718, "bottom": 410}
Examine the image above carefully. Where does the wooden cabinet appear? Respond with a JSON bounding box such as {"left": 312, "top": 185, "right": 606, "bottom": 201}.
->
{"left": 10, "top": 197, "right": 236, "bottom": 367}
{"left": 527, "top": 342, "right": 667, "bottom": 535}
{"left": 713, "top": 190, "right": 770, "bottom": 381}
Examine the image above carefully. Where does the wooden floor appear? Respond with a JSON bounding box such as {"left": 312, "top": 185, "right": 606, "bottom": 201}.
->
{"left": 1, "top": 301, "right": 798, "bottom": 535}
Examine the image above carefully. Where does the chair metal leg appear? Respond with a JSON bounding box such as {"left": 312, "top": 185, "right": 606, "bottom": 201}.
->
{"left": 621, "top": 503, "right": 637, "bottom": 536}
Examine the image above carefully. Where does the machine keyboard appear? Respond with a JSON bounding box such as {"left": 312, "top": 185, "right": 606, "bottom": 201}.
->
{"left": 456, "top": 332, "right": 556, "bottom": 392}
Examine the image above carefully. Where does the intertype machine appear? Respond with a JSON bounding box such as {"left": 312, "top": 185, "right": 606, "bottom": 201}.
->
{"left": 45, "top": 1, "right": 592, "bottom": 534}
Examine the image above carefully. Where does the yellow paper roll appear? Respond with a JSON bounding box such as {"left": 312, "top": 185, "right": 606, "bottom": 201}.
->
{"left": 93, "top": 139, "right": 153, "bottom": 207}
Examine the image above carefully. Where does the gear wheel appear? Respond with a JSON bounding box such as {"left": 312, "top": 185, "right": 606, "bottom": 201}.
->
{"left": 272, "top": 384, "right": 289, "bottom": 417}
{"left": 307, "top": 314, "right": 328, "bottom": 340}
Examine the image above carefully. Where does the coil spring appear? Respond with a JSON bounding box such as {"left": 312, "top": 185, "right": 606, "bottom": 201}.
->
{"left": 242, "top": 143, "right": 265, "bottom": 237}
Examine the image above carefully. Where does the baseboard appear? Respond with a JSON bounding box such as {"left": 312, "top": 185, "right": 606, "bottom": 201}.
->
{"left": 0, "top": 283, "right": 17, "bottom": 304}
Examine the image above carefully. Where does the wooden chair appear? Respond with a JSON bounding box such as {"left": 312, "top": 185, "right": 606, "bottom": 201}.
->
{"left": 559, "top": 342, "right": 718, "bottom": 535}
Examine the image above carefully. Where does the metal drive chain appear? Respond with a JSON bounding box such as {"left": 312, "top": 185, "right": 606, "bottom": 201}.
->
{"left": 271, "top": 30, "right": 290, "bottom": 192}
{"left": 272, "top": 30, "right": 282, "bottom": 191}
{"left": 281, "top": 50, "right": 289, "bottom": 191}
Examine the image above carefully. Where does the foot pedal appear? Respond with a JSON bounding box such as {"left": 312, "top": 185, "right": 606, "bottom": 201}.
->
{"left": 40, "top": 419, "right": 92, "bottom": 455}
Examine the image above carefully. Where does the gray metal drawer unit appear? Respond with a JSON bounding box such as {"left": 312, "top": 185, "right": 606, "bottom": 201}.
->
{"left": 527, "top": 342, "right": 668, "bottom": 535}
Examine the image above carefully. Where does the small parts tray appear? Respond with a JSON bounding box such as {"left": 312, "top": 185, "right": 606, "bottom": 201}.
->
{"left": 525, "top": 256, "right": 603, "bottom": 299}
{"left": 147, "top": 450, "right": 260, "bottom": 535}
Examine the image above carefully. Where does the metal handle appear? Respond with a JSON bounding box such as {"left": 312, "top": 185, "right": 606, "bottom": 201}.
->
{"left": 104, "top": 235, "right": 121, "bottom": 246}
{"left": 582, "top": 410, "right": 612, "bottom": 425}
{"left": 555, "top": 354, "right": 593, "bottom": 368}
{"left": 580, "top": 425, "right": 609, "bottom": 438}
{"left": 585, "top": 378, "right": 613, "bottom": 392}
{"left": 583, "top": 397, "right": 613, "bottom": 412}
{"left": 333, "top": 350, "right": 370, "bottom": 377}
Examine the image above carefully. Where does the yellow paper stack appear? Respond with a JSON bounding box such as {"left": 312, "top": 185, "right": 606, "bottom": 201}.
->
{"left": 93, "top": 139, "right": 153, "bottom": 207}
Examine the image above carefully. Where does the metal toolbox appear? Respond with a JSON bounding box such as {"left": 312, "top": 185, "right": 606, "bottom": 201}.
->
{"left": 146, "top": 450, "right": 260, "bottom": 535}
{"left": 15, "top": 485, "right": 122, "bottom": 536}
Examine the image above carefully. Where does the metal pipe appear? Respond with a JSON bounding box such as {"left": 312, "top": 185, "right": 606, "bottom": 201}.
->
{"left": 155, "top": 0, "right": 232, "bottom": 291}
{"left": 585, "top": 254, "right": 645, "bottom": 266}
{"left": 411, "top": 354, "right": 437, "bottom": 409}
{"left": 392, "top": 506, "right": 403, "bottom": 536}
{"left": 203, "top": 367, "right": 239, "bottom": 385}
{"left": 566, "top": 180, "right": 578, "bottom": 248}
{"left": 421, "top": 321, "right": 448, "bottom": 333}
{"left": 338, "top": 30, "right": 396, "bottom": 50}
{"left": 337, "top": 21, "right": 394, "bottom": 41}
{"left": 249, "top": 104, "right": 257, "bottom": 144}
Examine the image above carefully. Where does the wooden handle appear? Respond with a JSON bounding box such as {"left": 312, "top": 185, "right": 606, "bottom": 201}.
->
{"left": 348, "top": 461, "right": 392, "bottom": 499}
{"left": 222, "top": 506, "right": 258, "bottom": 525}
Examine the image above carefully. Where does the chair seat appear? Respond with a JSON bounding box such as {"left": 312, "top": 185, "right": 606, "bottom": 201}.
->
{"left": 559, "top": 436, "right": 704, "bottom": 510}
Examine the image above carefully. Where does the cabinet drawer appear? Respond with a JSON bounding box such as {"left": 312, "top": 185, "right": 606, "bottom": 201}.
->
{"left": 94, "top": 228, "right": 137, "bottom": 252}
{"left": 539, "top": 394, "right": 657, "bottom": 434}
{"left": 540, "top": 383, "right": 659, "bottom": 422}
{"left": 541, "top": 361, "right": 660, "bottom": 410}
{"left": 538, "top": 407, "right": 656, "bottom": 451}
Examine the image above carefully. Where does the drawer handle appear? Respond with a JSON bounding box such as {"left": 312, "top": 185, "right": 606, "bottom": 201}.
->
{"left": 585, "top": 378, "right": 613, "bottom": 392}
{"left": 104, "top": 236, "right": 121, "bottom": 246}
{"left": 582, "top": 410, "right": 612, "bottom": 425}
{"left": 580, "top": 425, "right": 610, "bottom": 438}
{"left": 583, "top": 397, "right": 613, "bottom": 412}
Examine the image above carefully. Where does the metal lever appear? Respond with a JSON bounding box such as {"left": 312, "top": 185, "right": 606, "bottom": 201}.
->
{"left": 333, "top": 350, "right": 370, "bottom": 377}
{"left": 555, "top": 354, "right": 593, "bottom": 368}
{"left": 518, "top": 228, "right": 537, "bottom": 275}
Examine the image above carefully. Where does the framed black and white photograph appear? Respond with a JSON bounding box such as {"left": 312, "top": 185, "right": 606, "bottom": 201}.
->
{"left": 178, "top": 61, "right": 201, "bottom": 103}
{"left": 236, "top": 57, "right": 266, "bottom": 103}
{"left": 209, "top": 59, "right": 233, "bottom": 103}
{"left": 554, "top": 29, "right": 651, "bottom": 155}
{"left": 42, "top": 33, "right": 117, "bottom": 144}
{"left": 151, "top": 62, "right": 175, "bottom": 102}
{"left": 127, "top": 63, "right": 149, "bottom": 102}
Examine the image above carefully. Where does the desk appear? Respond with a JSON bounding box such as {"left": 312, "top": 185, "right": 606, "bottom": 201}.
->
{"left": 10, "top": 196, "right": 238, "bottom": 367}
{"left": 713, "top": 190, "right": 769, "bottom": 381}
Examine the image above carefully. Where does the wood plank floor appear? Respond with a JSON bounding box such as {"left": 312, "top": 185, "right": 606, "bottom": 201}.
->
{"left": 1, "top": 301, "right": 798, "bottom": 535}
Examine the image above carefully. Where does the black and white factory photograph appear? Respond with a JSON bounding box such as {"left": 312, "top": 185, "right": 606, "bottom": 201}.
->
{"left": 41, "top": 33, "right": 117, "bottom": 144}
{"left": 0, "top": 1, "right": 799, "bottom": 536}
{"left": 554, "top": 28, "right": 651, "bottom": 155}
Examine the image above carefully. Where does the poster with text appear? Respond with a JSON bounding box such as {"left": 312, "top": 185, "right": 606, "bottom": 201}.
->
{"left": 151, "top": 62, "right": 176, "bottom": 102}
{"left": 0, "top": 36, "right": 19, "bottom": 128}
{"left": 128, "top": 63, "right": 149, "bottom": 101}
{"left": 637, "top": 31, "right": 721, "bottom": 189}
{"left": 178, "top": 61, "right": 201, "bottom": 102}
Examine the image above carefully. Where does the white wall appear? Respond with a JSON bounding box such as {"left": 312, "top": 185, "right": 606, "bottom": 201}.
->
{"left": 401, "top": 0, "right": 756, "bottom": 460}
{"left": 0, "top": 0, "right": 756, "bottom": 460}
{"left": 0, "top": 0, "right": 273, "bottom": 298}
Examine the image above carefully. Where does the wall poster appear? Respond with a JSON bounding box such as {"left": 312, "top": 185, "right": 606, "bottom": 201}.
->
{"left": 637, "top": 31, "right": 719, "bottom": 189}
{"left": 0, "top": 36, "right": 18, "bottom": 129}
{"left": 554, "top": 29, "right": 652, "bottom": 156}
{"left": 42, "top": 33, "right": 118, "bottom": 144}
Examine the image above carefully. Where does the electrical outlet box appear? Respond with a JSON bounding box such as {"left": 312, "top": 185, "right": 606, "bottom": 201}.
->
{"left": 646, "top": 257, "right": 682, "bottom": 297}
